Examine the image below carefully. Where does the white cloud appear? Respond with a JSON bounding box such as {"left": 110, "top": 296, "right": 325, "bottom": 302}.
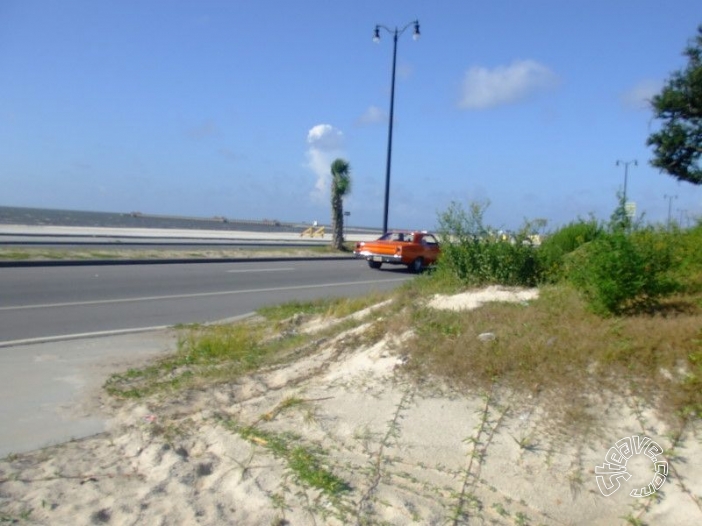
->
{"left": 307, "top": 124, "right": 343, "bottom": 151}
{"left": 459, "top": 60, "right": 559, "bottom": 110}
{"left": 307, "top": 149, "right": 331, "bottom": 197}
{"left": 621, "top": 79, "right": 662, "bottom": 110}
{"left": 305, "top": 124, "right": 344, "bottom": 201}
{"left": 357, "top": 105, "right": 386, "bottom": 125}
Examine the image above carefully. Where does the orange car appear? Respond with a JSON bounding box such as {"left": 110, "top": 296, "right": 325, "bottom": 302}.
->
{"left": 354, "top": 231, "right": 440, "bottom": 272}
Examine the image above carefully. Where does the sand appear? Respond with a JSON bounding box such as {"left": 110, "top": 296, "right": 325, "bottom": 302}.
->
{"left": 1, "top": 287, "right": 700, "bottom": 525}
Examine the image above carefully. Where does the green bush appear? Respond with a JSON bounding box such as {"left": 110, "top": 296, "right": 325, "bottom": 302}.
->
{"left": 434, "top": 199, "right": 691, "bottom": 316}
{"left": 436, "top": 201, "right": 542, "bottom": 287}
{"left": 669, "top": 222, "right": 702, "bottom": 293}
{"left": 537, "top": 217, "right": 602, "bottom": 282}
{"left": 566, "top": 227, "right": 678, "bottom": 315}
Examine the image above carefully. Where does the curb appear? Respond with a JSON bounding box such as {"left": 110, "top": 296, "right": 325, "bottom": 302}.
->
{"left": 0, "top": 255, "right": 355, "bottom": 268}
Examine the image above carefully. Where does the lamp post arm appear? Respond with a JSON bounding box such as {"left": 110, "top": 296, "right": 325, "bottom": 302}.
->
{"left": 375, "top": 20, "right": 418, "bottom": 37}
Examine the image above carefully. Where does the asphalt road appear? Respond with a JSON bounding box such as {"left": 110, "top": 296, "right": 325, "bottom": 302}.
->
{"left": 0, "top": 259, "right": 411, "bottom": 346}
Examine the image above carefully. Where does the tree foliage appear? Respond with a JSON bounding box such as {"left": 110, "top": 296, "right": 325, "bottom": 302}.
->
{"left": 647, "top": 25, "right": 702, "bottom": 185}
{"left": 330, "top": 158, "right": 351, "bottom": 250}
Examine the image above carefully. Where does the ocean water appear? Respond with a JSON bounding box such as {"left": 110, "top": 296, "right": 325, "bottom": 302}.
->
{"left": 0, "top": 206, "right": 380, "bottom": 234}
{"left": 0, "top": 206, "right": 303, "bottom": 232}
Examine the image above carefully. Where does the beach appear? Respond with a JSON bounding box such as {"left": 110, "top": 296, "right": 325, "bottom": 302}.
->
{"left": 1, "top": 288, "right": 700, "bottom": 525}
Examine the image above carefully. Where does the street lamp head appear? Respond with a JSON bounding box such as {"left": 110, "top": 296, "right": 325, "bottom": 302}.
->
{"left": 373, "top": 26, "right": 380, "bottom": 43}
{"left": 413, "top": 21, "right": 420, "bottom": 40}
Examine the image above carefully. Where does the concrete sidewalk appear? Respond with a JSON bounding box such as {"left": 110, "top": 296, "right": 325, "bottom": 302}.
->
{"left": 0, "top": 330, "right": 178, "bottom": 458}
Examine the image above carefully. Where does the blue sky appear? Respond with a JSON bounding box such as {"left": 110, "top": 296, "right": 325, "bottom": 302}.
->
{"left": 1, "top": 1, "right": 701, "bottom": 230}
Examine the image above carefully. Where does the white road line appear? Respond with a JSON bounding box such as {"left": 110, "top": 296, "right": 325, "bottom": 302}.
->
{"left": 0, "top": 313, "right": 258, "bottom": 348}
{"left": 226, "top": 267, "right": 295, "bottom": 273}
{"left": 0, "top": 278, "right": 409, "bottom": 312}
{"left": 0, "top": 326, "right": 171, "bottom": 348}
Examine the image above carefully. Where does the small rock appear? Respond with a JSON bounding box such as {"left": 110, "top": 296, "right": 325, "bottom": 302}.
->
{"left": 659, "top": 368, "right": 674, "bottom": 381}
{"left": 197, "top": 462, "right": 213, "bottom": 477}
{"left": 478, "top": 332, "right": 496, "bottom": 343}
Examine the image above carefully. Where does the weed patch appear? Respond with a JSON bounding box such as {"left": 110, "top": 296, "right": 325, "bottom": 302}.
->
{"left": 104, "top": 296, "right": 390, "bottom": 399}
{"left": 258, "top": 293, "right": 391, "bottom": 325}
{"left": 104, "top": 322, "right": 303, "bottom": 398}
{"left": 217, "top": 416, "right": 350, "bottom": 497}
{"left": 402, "top": 284, "right": 702, "bottom": 432}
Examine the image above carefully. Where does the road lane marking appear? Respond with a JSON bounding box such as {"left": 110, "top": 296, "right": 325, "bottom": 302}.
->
{"left": 226, "top": 267, "right": 295, "bottom": 273}
{"left": 0, "top": 313, "right": 257, "bottom": 348}
{"left": 0, "top": 277, "right": 409, "bottom": 311}
{"left": 0, "top": 326, "right": 171, "bottom": 348}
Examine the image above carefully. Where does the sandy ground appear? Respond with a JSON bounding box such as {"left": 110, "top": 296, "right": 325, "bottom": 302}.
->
{"left": 1, "top": 287, "right": 701, "bottom": 525}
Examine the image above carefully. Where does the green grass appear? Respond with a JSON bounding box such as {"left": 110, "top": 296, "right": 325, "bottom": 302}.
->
{"left": 0, "top": 249, "right": 72, "bottom": 260}
{"left": 104, "top": 322, "right": 291, "bottom": 398}
{"left": 0, "top": 245, "right": 352, "bottom": 262}
{"left": 104, "top": 295, "right": 389, "bottom": 399}
{"left": 257, "top": 299, "right": 333, "bottom": 322}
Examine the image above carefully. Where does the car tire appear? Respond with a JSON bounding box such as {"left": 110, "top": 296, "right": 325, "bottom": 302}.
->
{"left": 410, "top": 257, "right": 424, "bottom": 273}
{"left": 368, "top": 260, "right": 382, "bottom": 270}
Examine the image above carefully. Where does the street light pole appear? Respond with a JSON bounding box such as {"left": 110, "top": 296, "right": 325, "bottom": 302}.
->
{"left": 373, "top": 20, "right": 420, "bottom": 234}
{"left": 616, "top": 159, "right": 637, "bottom": 204}
{"left": 664, "top": 194, "right": 677, "bottom": 229}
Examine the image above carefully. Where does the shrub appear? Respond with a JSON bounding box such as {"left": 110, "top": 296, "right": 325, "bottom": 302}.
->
{"left": 537, "top": 217, "right": 602, "bottom": 282}
{"left": 566, "top": 227, "right": 678, "bottom": 315}
{"left": 436, "top": 201, "right": 542, "bottom": 287}
{"left": 669, "top": 222, "right": 702, "bottom": 293}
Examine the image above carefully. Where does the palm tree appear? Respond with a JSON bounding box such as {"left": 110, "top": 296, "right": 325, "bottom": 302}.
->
{"left": 330, "top": 158, "right": 351, "bottom": 250}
